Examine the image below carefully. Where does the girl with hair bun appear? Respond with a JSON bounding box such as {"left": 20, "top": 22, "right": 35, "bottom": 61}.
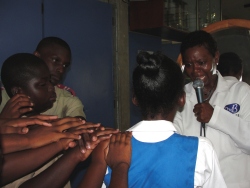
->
{"left": 87, "top": 51, "right": 226, "bottom": 188}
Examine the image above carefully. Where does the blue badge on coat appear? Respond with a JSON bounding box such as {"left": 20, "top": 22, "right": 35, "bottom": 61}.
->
{"left": 224, "top": 103, "right": 240, "bottom": 114}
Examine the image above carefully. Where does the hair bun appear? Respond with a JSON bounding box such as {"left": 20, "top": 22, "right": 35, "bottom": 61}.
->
{"left": 136, "top": 51, "right": 160, "bottom": 76}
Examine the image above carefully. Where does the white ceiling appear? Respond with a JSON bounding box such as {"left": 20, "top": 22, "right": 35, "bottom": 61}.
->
{"left": 222, "top": 0, "right": 250, "bottom": 20}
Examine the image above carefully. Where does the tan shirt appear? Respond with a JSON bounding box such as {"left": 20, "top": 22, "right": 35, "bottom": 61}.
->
{"left": 3, "top": 156, "right": 71, "bottom": 188}
{"left": 0, "top": 86, "right": 86, "bottom": 187}
{"left": 0, "top": 86, "right": 86, "bottom": 119}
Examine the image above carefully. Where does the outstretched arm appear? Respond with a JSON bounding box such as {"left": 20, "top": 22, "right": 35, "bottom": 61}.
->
{"left": 0, "top": 116, "right": 55, "bottom": 135}
{"left": 1, "top": 117, "right": 90, "bottom": 154}
{"left": 0, "top": 94, "right": 33, "bottom": 118}
{"left": 19, "top": 128, "right": 118, "bottom": 188}
{"left": 107, "top": 132, "right": 132, "bottom": 188}
{"left": 1, "top": 142, "right": 64, "bottom": 186}
{"left": 79, "top": 131, "right": 131, "bottom": 188}
{"left": 78, "top": 139, "right": 109, "bottom": 188}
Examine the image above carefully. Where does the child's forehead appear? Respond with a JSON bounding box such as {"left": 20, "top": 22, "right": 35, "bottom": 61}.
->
{"left": 24, "top": 63, "right": 48, "bottom": 76}
{"left": 43, "top": 43, "right": 70, "bottom": 52}
{"left": 27, "top": 70, "right": 50, "bottom": 82}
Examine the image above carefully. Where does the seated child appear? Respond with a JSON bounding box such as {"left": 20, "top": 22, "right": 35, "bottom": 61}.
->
{"left": 0, "top": 53, "right": 117, "bottom": 187}
{"left": 0, "top": 37, "right": 86, "bottom": 119}
{"left": 81, "top": 51, "right": 227, "bottom": 188}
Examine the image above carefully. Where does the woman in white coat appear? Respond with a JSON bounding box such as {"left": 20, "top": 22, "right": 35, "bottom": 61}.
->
{"left": 174, "top": 30, "right": 250, "bottom": 188}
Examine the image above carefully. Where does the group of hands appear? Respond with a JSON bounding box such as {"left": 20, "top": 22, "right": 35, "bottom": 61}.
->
{"left": 0, "top": 93, "right": 133, "bottom": 172}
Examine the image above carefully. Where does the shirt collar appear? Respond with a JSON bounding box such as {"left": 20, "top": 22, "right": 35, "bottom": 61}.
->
{"left": 127, "top": 120, "right": 176, "bottom": 143}
{"left": 214, "top": 71, "right": 230, "bottom": 93}
{"left": 223, "top": 76, "right": 238, "bottom": 81}
{"left": 127, "top": 120, "right": 176, "bottom": 132}
{"left": 185, "top": 71, "right": 229, "bottom": 96}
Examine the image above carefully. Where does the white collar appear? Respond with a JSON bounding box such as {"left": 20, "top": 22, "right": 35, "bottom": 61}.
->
{"left": 223, "top": 76, "right": 239, "bottom": 81}
{"left": 127, "top": 120, "right": 176, "bottom": 143}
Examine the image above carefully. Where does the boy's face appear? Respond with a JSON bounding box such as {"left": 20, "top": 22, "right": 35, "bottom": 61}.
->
{"left": 35, "top": 44, "right": 71, "bottom": 86}
{"left": 21, "top": 65, "right": 56, "bottom": 114}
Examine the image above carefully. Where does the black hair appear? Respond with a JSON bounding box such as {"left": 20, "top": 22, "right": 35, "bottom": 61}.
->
{"left": 1, "top": 53, "right": 46, "bottom": 97}
{"left": 217, "top": 52, "right": 243, "bottom": 75}
{"left": 36, "top": 37, "right": 71, "bottom": 54}
{"left": 133, "top": 51, "right": 184, "bottom": 119}
{"left": 180, "top": 30, "right": 218, "bottom": 57}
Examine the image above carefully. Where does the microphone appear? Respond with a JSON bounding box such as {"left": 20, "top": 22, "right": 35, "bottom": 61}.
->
{"left": 192, "top": 79, "right": 206, "bottom": 137}
{"left": 192, "top": 79, "right": 204, "bottom": 103}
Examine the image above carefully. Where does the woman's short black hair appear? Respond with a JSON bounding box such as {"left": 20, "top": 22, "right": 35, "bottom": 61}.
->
{"left": 180, "top": 30, "right": 218, "bottom": 57}
{"left": 1, "top": 53, "right": 46, "bottom": 97}
{"left": 132, "top": 51, "right": 184, "bottom": 119}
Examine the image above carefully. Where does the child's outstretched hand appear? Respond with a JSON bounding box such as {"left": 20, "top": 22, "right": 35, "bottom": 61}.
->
{"left": 106, "top": 131, "right": 132, "bottom": 170}
{"left": 0, "top": 117, "right": 54, "bottom": 134}
{"left": 27, "top": 117, "right": 99, "bottom": 150}
{"left": 77, "top": 128, "right": 120, "bottom": 188}
{"left": 0, "top": 94, "right": 33, "bottom": 118}
{"left": 79, "top": 126, "right": 119, "bottom": 154}
{"left": 68, "top": 127, "right": 118, "bottom": 163}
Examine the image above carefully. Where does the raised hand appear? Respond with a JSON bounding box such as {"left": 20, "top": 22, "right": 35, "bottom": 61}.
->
{"left": 106, "top": 132, "right": 132, "bottom": 188}
{"left": 0, "top": 94, "right": 33, "bottom": 118}
{"left": 78, "top": 132, "right": 132, "bottom": 188}
{"left": 193, "top": 102, "right": 214, "bottom": 123}
{"left": 106, "top": 132, "right": 132, "bottom": 170}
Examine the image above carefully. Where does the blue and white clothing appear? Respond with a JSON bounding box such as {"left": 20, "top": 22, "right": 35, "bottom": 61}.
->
{"left": 174, "top": 71, "right": 250, "bottom": 188}
{"left": 102, "top": 120, "right": 226, "bottom": 188}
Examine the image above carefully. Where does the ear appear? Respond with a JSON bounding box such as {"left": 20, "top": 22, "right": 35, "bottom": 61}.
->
{"left": 11, "top": 87, "right": 23, "bottom": 96}
{"left": 236, "top": 69, "right": 243, "bottom": 81}
{"left": 177, "top": 91, "right": 186, "bottom": 110}
{"left": 132, "top": 94, "right": 139, "bottom": 107}
{"left": 214, "top": 51, "right": 220, "bottom": 65}
{"left": 34, "top": 51, "right": 41, "bottom": 58}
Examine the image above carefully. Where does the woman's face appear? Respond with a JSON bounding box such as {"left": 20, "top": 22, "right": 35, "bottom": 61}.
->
{"left": 182, "top": 45, "right": 219, "bottom": 86}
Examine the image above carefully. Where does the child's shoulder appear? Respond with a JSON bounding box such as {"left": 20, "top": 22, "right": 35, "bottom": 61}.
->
{"left": 56, "top": 84, "right": 76, "bottom": 96}
{"left": 55, "top": 85, "right": 76, "bottom": 97}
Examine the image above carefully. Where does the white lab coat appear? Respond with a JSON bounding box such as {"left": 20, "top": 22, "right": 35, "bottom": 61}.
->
{"left": 174, "top": 71, "right": 250, "bottom": 188}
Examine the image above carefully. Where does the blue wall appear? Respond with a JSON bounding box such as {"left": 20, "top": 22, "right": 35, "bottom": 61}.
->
{"left": 129, "top": 32, "right": 162, "bottom": 125}
{"left": 162, "top": 42, "right": 181, "bottom": 62}
{"left": 43, "top": 0, "right": 114, "bottom": 128}
{"left": 0, "top": 1, "right": 42, "bottom": 63}
{"left": 0, "top": 0, "right": 115, "bottom": 128}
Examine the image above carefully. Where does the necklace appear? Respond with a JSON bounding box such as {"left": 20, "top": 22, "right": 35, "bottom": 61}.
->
{"left": 203, "top": 87, "right": 215, "bottom": 101}
{"left": 203, "top": 76, "right": 218, "bottom": 102}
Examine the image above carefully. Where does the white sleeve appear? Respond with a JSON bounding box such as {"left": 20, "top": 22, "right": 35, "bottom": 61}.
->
{"left": 209, "top": 103, "right": 250, "bottom": 154}
{"left": 194, "top": 137, "right": 227, "bottom": 188}
{"left": 173, "top": 111, "right": 184, "bottom": 134}
{"left": 101, "top": 168, "right": 109, "bottom": 188}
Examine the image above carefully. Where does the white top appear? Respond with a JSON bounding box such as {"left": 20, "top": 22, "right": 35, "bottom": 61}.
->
{"left": 223, "top": 76, "right": 239, "bottom": 81}
{"left": 174, "top": 71, "right": 250, "bottom": 188}
{"left": 103, "top": 120, "right": 227, "bottom": 188}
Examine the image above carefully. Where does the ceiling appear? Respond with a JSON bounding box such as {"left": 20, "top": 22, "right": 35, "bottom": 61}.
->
{"left": 222, "top": 0, "right": 250, "bottom": 20}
